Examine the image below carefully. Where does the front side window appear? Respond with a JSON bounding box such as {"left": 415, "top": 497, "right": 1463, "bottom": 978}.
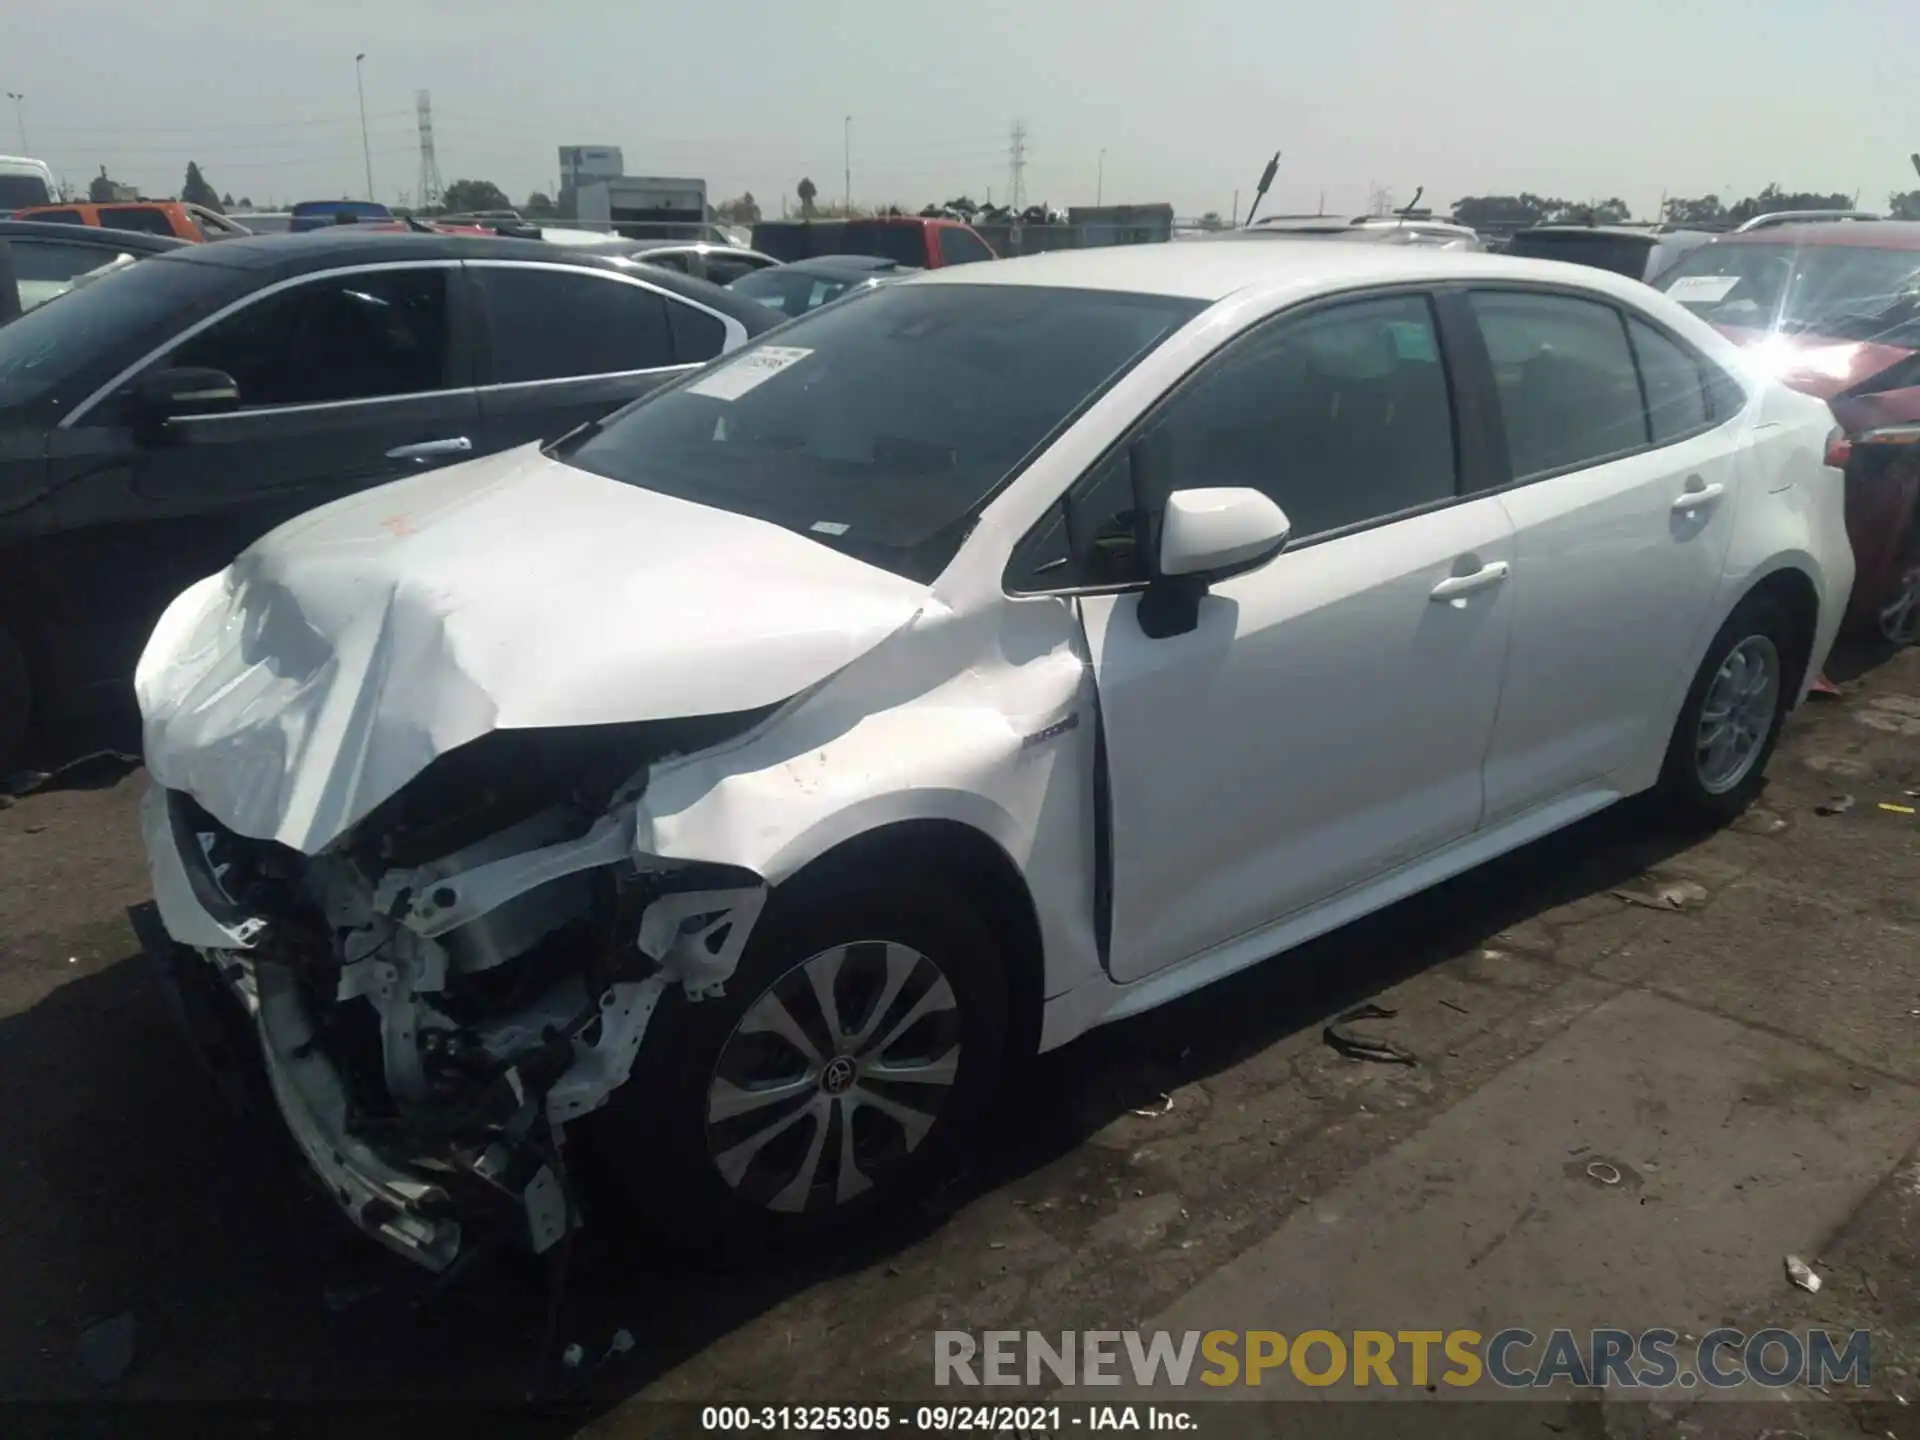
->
{"left": 1030, "top": 294, "right": 1459, "bottom": 590}
{"left": 702, "top": 253, "right": 767, "bottom": 286}
{"left": 936, "top": 228, "right": 994, "bottom": 266}
{"left": 97, "top": 207, "right": 178, "bottom": 237}
{"left": 558, "top": 283, "right": 1204, "bottom": 583}
{"left": 170, "top": 266, "right": 450, "bottom": 407}
{"left": 0, "top": 175, "right": 54, "bottom": 210}
{"left": 10, "top": 238, "right": 133, "bottom": 285}
{"left": 728, "top": 266, "right": 859, "bottom": 316}
{"left": 480, "top": 268, "right": 675, "bottom": 382}
{"left": 1469, "top": 291, "right": 1648, "bottom": 480}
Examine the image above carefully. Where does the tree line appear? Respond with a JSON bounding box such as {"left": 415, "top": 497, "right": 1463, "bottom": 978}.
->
{"left": 1454, "top": 184, "right": 1920, "bottom": 228}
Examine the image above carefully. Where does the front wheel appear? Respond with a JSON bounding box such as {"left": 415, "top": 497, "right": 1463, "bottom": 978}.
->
{"left": 592, "top": 877, "right": 1010, "bottom": 1255}
{"left": 1658, "top": 593, "right": 1800, "bottom": 824}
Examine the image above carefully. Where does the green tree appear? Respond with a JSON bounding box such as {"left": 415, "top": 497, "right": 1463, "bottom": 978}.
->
{"left": 1892, "top": 190, "right": 1920, "bottom": 220}
{"left": 441, "top": 178, "right": 513, "bottom": 213}
{"left": 716, "top": 191, "right": 761, "bottom": 224}
{"left": 1724, "top": 184, "right": 1852, "bottom": 226}
{"left": 797, "top": 177, "right": 818, "bottom": 218}
{"left": 1663, "top": 194, "right": 1726, "bottom": 226}
{"left": 181, "top": 162, "right": 223, "bottom": 212}
{"left": 524, "top": 191, "right": 558, "bottom": 218}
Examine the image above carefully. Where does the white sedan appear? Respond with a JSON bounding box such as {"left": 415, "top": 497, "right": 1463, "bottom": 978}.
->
{"left": 134, "top": 242, "right": 1852, "bottom": 1270}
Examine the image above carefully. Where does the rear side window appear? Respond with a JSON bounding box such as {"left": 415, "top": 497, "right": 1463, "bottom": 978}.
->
{"left": 8, "top": 238, "right": 130, "bottom": 283}
{"left": 171, "top": 266, "right": 451, "bottom": 407}
{"left": 666, "top": 300, "right": 727, "bottom": 362}
{"left": 98, "top": 208, "right": 178, "bottom": 237}
{"left": 1503, "top": 232, "right": 1654, "bottom": 279}
{"left": 1470, "top": 291, "right": 1648, "bottom": 480}
{"left": 0, "top": 175, "right": 54, "bottom": 209}
{"left": 701, "top": 253, "right": 766, "bottom": 286}
{"left": 25, "top": 208, "right": 85, "bottom": 227}
{"left": 1626, "top": 318, "right": 1709, "bottom": 442}
{"left": 936, "top": 227, "right": 995, "bottom": 266}
{"left": 480, "top": 268, "right": 675, "bottom": 382}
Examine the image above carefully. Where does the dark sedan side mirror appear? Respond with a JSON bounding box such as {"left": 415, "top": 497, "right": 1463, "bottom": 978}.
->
{"left": 130, "top": 367, "right": 241, "bottom": 429}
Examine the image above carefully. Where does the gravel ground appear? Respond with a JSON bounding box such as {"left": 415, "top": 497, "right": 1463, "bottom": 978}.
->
{"left": 2, "top": 646, "right": 1917, "bottom": 1440}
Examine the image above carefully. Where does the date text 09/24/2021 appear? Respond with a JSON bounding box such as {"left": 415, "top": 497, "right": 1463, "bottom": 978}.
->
{"left": 700, "top": 1406, "right": 1195, "bottom": 1432}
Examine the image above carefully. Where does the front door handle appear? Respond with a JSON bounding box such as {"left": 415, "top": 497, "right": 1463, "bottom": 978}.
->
{"left": 385, "top": 436, "right": 473, "bottom": 461}
{"left": 1671, "top": 480, "right": 1726, "bottom": 514}
{"left": 1429, "top": 561, "right": 1510, "bottom": 602}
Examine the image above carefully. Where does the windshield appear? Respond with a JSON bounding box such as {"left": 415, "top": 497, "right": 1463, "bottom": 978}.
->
{"left": 728, "top": 266, "right": 869, "bottom": 316}
{"left": 1654, "top": 241, "right": 1920, "bottom": 346}
{"left": 0, "top": 256, "right": 238, "bottom": 417}
{"left": 0, "top": 174, "right": 53, "bottom": 210}
{"left": 559, "top": 282, "right": 1205, "bottom": 582}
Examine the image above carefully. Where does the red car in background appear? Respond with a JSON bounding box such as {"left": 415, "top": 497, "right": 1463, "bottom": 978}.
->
{"left": 750, "top": 215, "right": 997, "bottom": 269}
{"left": 1654, "top": 222, "right": 1920, "bottom": 646}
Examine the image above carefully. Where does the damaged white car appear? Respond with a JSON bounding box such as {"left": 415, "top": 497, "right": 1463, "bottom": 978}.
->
{"left": 134, "top": 243, "right": 1853, "bottom": 1271}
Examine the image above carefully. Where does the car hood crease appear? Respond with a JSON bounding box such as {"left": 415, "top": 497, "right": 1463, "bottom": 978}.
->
{"left": 136, "top": 444, "right": 929, "bottom": 853}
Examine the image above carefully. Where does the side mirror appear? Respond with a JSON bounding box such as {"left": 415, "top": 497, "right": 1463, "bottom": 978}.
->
{"left": 130, "top": 367, "right": 241, "bottom": 429}
{"left": 1158, "top": 487, "right": 1293, "bottom": 581}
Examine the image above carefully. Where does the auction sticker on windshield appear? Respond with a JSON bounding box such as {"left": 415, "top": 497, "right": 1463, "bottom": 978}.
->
{"left": 687, "top": 346, "right": 813, "bottom": 401}
{"left": 1664, "top": 275, "right": 1742, "bottom": 303}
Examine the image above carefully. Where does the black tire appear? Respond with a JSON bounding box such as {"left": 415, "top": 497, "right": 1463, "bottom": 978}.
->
{"left": 0, "top": 624, "right": 30, "bottom": 775}
{"left": 1658, "top": 592, "right": 1801, "bottom": 825}
{"left": 589, "top": 876, "right": 1010, "bottom": 1256}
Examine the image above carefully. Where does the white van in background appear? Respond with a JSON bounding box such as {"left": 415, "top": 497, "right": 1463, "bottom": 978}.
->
{"left": 0, "top": 157, "right": 56, "bottom": 212}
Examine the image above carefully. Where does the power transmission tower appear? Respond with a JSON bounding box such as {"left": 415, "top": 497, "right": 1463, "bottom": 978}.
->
{"left": 1008, "top": 120, "right": 1028, "bottom": 214}
{"left": 415, "top": 89, "right": 444, "bottom": 210}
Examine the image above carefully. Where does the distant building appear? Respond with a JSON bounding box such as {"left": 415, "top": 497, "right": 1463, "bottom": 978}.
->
{"left": 557, "top": 145, "right": 625, "bottom": 219}
{"left": 1068, "top": 203, "right": 1174, "bottom": 247}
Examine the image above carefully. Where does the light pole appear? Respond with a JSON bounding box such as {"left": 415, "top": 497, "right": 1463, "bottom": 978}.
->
{"left": 354, "top": 53, "right": 374, "bottom": 201}
{"left": 1096, "top": 148, "right": 1106, "bottom": 207}
{"left": 843, "top": 115, "right": 852, "bottom": 213}
{"left": 4, "top": 92, "right": 26, "bottom": 154}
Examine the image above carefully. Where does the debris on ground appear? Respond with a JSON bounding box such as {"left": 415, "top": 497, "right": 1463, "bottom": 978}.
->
{"left": 1877, "top": 801, "right": 1916, "bottom": 815}
{"left": 1815, "top": 794, "right": 1857, "bottom": 816}
{"left": 1610, "top": 879, "right": 1710, "bottom": 911}
{"left": 1808, "top": 672, "right": 1844, "bottom": 698}
{"left": 1130, "top": 1093, "right": 1175, "bottom": 1118}
{"left": 1, "top": 750, "right": 141, "bottom": 800}
{"left": 1733, "top": 807, "right": 1790, "bottom": 836}
{"left": 76, "top": 1311, "right": 136, "bottom": 1384}
{"left": 322, "top": 1278, "right": 385, "bottom": 1313}
{"left": 1439, "top": 998, "right": 1471, "bottom": 1015}
{"left": 1587, "top": 1161, "right": 1623, "bottom": 1187}
{"left": 1785, "top": 1255, "right": 1822, "bottom": 1293}
{"left": 1323, "top": 1004, "right": 1417, "bottom": 1066}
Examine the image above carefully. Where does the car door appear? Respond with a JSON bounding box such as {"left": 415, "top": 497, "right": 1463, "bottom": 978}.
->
{"left": 469, "top": 260, "right": 734, "bottom": 450}
{"left": 43, "top": 260, "right": 478, "bottom": 690}
{"left": 1050, "top": 292, "right": 1517, "bottom": 981}
{"left": 1464, "top": 288, "right": 1742, "bottom": 822}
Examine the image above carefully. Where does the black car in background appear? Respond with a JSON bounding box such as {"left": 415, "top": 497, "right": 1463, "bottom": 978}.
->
{"left": 728, "top": 254, "right": 918, "bottom": 316}
{"left": 0, "top": 229, "right": 775, "bottom": 764}
{"left": 0, "top": 219, "right": 188, "bottom": 321}
{"left": 1501, "top": 224, "right": 1719, "bottom": 283}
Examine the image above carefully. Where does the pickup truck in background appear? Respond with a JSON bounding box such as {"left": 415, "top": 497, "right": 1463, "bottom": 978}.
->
{"left": 14, "top": 201, "right": 252, "bottom": 243}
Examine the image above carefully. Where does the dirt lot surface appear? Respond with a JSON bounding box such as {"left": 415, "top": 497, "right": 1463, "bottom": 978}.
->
{"left": 3, "top": 650, "right": 1919, "bottom": 1438}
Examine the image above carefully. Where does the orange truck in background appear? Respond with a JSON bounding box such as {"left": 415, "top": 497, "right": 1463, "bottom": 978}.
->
{"left": 11, "top": 201, "right": 252, "bottom": 243}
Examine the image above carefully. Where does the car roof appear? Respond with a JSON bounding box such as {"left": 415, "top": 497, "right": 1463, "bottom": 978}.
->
{"left": 0, "top": 218, "right": 188, "bottom": 251}
{"left": 910, "top": 241, "right": 1670, "bottom": 304}
{"left": 778, "top": 254, "right": 913, "bottom": 276}
{"left": 1710, "top": 221, "right": 1920, "bottom": 252}
{"left": 144, "top": 229, "right": 777, "bottom": 327}
{"left": 1512, "top": 225, "right": 1659, "bottom": 241}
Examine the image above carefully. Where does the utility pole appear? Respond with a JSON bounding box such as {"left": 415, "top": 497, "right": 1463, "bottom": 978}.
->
{"left": 4, "top": 92, "right": 26, "bottom": 153}
{"left": 1231, "top": 189, "right": 1238, "bottom": 226}
{"left": 1096, "top": 147, "right": 1106, "bottom": 207}
{"left": 1008, "top": 119, "right": 1028, "bottom": 214}
{"left": 355, "top": 53, "right": 374, "bottom": 202}
{"left": 844, "top": 115, "right": 852, "bottom": 213}
{"left": 415, "top": 89, "right": 443, "bottom": 211}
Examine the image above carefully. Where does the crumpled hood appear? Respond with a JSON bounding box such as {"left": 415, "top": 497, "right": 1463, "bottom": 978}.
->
{"left": 136, "top": 444, "right": 928, "bottom": 853}
{"left": 1714, "top": 324, "right": 1914, "bottom": 401}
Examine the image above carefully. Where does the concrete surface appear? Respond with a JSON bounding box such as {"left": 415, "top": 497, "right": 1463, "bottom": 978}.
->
{"left": 2, "top": 645, "right": 1918, "bottom": 1440}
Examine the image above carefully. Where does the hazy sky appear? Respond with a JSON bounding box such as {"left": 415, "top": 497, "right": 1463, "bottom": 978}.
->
{"left": 5, "top": 0, "right": 1917, "bottom": 220}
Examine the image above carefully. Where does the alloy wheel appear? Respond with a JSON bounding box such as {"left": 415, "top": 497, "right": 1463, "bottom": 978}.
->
{"left": 704, "top": 941, "right": 962, "bottom": 1214}
{"left": 1694, "top": 634, "right": 1780, "bottom": 795}
{"left": 1878, "top": 566, "right": 1920, "bottom": 647}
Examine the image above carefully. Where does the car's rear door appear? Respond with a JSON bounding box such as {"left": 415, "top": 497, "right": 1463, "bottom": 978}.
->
{"left": 47, "top": 259, "right": 479, "bottom": 689}
{"left": 1459, "top": 287, "right": 1744, "bottom": 822}
{"left": 468, "top": 259, "right": 740, "bottom": 450}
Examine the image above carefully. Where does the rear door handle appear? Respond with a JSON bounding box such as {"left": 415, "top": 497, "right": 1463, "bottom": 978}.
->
{"left": 1671, "top": 480, "right": 1725, "bottom": 513}
{"left": 385, "top": 436, "right": 473, "bottom": 461}
{"left": 1429, "top": 561, "right": 1510, "bottom": 602}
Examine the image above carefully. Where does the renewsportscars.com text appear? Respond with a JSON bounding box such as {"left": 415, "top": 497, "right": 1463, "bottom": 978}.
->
{"left": 933, "top": 1328, "right": 1871, "bottom": 1391}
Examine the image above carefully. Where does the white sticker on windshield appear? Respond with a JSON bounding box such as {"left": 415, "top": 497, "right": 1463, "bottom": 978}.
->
{"left": 1664, "top": 275, "right": 1741, "bottom": 303}
{"left": 686, "top": 345, "right": 813, "bottom": 401}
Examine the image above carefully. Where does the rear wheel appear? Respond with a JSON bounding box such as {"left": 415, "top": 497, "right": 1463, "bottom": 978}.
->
{"left": 0, "top": 624, "right": 30, "bottom": 775}
{"left": 592, "top": 876, "right": 1010, "bottom": 1255}
{"left": 1658, "top": 592, "right": 1800, "bottom": 824}
{"left": 1877, "top": 561, "right": 1920, "bottom": 646}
